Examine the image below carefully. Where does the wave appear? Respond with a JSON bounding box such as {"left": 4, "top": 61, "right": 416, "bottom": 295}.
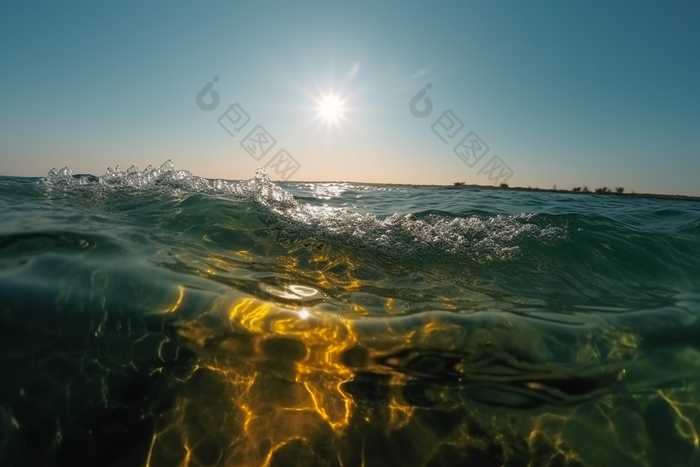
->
{"left": 0, "top": 161, "right": 695, "bottom": 466}
{"left": 42, "top": 161, "right": 566, "bottom": 264}
{"left": 37, "top": 161, "right": 700, "bottom": 308}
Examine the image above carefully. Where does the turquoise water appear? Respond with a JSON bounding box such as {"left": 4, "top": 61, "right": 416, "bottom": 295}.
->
{"left": 1, "top": 161, "right": 699, "bottom": 467}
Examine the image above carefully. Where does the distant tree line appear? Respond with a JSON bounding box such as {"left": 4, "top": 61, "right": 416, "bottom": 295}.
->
{"left": 454, "top": 182, "right": 631, "bottom": 194}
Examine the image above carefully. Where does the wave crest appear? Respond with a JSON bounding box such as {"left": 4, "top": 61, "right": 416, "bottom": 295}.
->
{"left": 42, "top": 161, "right": 565, "bottom": 265}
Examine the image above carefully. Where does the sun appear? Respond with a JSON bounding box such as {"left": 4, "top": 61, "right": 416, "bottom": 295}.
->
{"left": 317, "top": 95, "right": 344, "bottom": 123}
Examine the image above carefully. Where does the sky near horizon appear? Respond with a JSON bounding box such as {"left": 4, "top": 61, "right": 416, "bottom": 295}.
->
{"left": 1, "top": 0, "right": 698, "bottom": 195}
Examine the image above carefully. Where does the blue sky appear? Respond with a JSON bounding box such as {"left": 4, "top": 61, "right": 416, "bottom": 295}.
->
{"left": 1, "top": 0, "right": 698, "bottom": 195}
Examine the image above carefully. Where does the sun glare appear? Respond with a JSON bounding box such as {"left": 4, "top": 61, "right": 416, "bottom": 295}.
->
{"left": 317, "top": 95, "right": 344, "bottom": 123}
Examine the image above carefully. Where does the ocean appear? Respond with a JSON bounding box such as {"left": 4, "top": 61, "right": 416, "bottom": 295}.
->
{"left": 1, "top": 160, "right": 699, "bottom": 467}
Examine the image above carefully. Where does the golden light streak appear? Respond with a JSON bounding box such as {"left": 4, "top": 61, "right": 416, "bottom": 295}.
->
{"left": 161, "top": 285, "right": 185, "bottom": 313}
{"left": 658, "top": 390, "right": 700, "bottom": 447}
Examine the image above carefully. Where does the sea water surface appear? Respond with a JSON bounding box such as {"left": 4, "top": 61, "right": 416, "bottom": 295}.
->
{"left": 1, "top": 161, "right": 700, "bottom": 467}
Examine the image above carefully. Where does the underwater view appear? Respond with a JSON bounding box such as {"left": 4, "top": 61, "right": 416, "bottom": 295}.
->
{"left": 1, "top": 161, "right": 699, "bottom": 467}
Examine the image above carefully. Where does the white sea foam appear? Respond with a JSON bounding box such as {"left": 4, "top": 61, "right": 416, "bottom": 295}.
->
{"left": 43, "top": 161, "right": 566, "bottom": 264}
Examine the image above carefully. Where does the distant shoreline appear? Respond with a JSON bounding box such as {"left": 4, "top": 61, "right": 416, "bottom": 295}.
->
{"left": 288, "top": 180, "right": 700, "bottom": 203}
{"left": 5, "top": 173, "right": 699, "bottom": 203}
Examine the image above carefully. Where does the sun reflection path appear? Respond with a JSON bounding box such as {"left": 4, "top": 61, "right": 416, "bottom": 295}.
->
{"left": 143, "top": 280, "right": 700, "bottom": 467}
